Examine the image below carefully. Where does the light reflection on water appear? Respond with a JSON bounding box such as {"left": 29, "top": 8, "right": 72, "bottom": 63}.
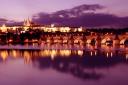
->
{"left": 0, "top": 44, "right": 128, "bottom": 85}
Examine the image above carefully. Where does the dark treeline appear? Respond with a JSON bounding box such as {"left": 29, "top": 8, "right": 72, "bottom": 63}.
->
{"left": 87, "top": 28, "right": 128, "bottom": 34}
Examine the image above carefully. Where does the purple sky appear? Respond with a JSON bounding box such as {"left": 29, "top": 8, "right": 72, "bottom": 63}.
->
{"left": 0, "top": 0, "right": 128, "bottom": 21}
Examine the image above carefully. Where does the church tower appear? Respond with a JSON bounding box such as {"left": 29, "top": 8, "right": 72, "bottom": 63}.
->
{"left": 23, "top": 18, "right": 32, "bottom": 27}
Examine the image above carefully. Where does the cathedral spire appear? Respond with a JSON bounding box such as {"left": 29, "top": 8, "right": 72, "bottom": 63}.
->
{"left": 23, "top": 17, "right": 32, "bottom": 27}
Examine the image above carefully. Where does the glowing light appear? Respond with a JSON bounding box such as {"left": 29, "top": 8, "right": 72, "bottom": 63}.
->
{"left": 40, "top": 50, "right": 51, "bottom": 57}
{"left": 40, "top": 50, "right": 58, "bottom": 59}
{"left": 110, "top": 52, "right": 113, "bottom": 57}
{"left": 51, "top": 50, "right": 57, "bottom": 60}
{"left": 24, "top": 27, "right": 29, "bottom": 31}
{"left": 0, "top": 51, "right": 8, "bottom": 61}
{"left": 78, "top": 50, "right": 83, "bottom": 56}
{"left": 74, "top": 40, "right": 79, "bottom": 44}
{"left": 0, "top": 24, "right": 7, "bottom": 32}
{"left": 126, "top": 53, "right": 128, "bottom": 60}
{"left": 60, "top": 50, "right": 71, "bottom": 56}
{"left": 90, "top": 51, "right": 93, "bottom": 56}
{"left": 106, "top": 38, "right": 111, "bottom": 41}
{"left": 51, "top": 24, "right": 55, "bottom": 27}
{"left": 32, "top": 39, "right": 38, "bottom": 43}
{"left": 95, "top": 51, "right": 97, "bottom": 56}
{"left": 60, "top": 27, "right": 70, "bottom": 32}
{"left": 12, "top": 27, "right": 17, "bottom": 30}
{"left": 12, "top": 50, "right": 17, "bottom": 58}
{"left": 120, "top": 39, "right": 126, "bottom": 45}
{"left": 106, "top": 52, "right": 109, "bottom": 58}
{"left": 101, "top": 39, "right": 107, "bottom": 44}
{"left": 78, "top": 28, "right": 83, "bottom": 32}
{"left": 63, "top": 40, "right": 68, "bottom": 43}
{"left": 8, "top": 39, "right": 13, "bottom": 43}
{"left": 24, "top": 51, "right": 31, "bottom": 64}
{"left": 86, "top": 39, "right": 92, "bottom": 44}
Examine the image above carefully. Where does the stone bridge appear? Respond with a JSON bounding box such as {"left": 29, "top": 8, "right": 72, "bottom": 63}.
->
{"left": 85, "top": 32, "right": 128, "bottom": 45}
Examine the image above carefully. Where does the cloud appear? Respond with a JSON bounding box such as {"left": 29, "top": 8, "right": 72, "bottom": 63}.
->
{"left": 72, "top": 4, "right": 105, "bottom": 11}
{"left": 32, "top": 4, "right": 128, "bottom": 28}
{"left": 0, "top": 18, "right": 8, "bottom": 25}
{"left": 0, "top": 19, "right": 23, "bottom": 26}
{"left": 6, "top": 20, "right": 22, "bottom": 26}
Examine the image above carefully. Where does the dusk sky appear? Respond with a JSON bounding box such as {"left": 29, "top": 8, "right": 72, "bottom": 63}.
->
{"left": 0, "top": 0, "right": 128, "bottom": 21}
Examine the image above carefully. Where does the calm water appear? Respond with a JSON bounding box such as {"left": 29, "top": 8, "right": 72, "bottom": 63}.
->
{"left": 0, "top": 44, "right": 128, "bottom": 85}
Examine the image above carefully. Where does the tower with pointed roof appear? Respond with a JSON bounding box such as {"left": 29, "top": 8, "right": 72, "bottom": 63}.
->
{"left": 23, "top": 18, "right": 32, "bottom": 27}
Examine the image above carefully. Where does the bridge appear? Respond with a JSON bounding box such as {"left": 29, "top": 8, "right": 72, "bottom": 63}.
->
{"left": 39, "top": 32, "right": 128, "bottom": 45}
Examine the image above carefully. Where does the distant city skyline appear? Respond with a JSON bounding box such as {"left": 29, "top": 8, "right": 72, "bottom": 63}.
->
{"left": 0, "top": 0, "right": 128, "bottom": 21}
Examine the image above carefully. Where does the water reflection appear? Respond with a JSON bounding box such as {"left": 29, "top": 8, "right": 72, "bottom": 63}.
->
{"left": 0, "top": 44, "right": 127, "bottom": 80}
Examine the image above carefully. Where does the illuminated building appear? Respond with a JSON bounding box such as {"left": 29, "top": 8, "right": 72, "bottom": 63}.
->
{"left": 0, "top": 24, "right": 8, "bottom": 33}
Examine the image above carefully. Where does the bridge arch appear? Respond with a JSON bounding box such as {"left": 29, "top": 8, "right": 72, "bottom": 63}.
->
{"left": 101, "top": 38, "right": 113, "bottom": 45}
{"left": 120, "top": 38, "right": 128, "bottom": 45}
{"left": 86, "top": 38, "right": 97, "bottom": 44}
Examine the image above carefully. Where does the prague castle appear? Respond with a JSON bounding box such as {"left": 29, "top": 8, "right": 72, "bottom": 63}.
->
{"left": 0, "top": 18, "right": 84, "bottom": 33}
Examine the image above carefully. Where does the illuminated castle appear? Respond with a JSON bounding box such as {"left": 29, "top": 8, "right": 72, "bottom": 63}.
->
{"left": 0, "top": 18, "right": 84, "bottom": 33}
{"left": 23, "top": 18, "right": 33, "bottom": 27}
{"left": 23, "top": 18, "right": 39, "bottom": 27}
